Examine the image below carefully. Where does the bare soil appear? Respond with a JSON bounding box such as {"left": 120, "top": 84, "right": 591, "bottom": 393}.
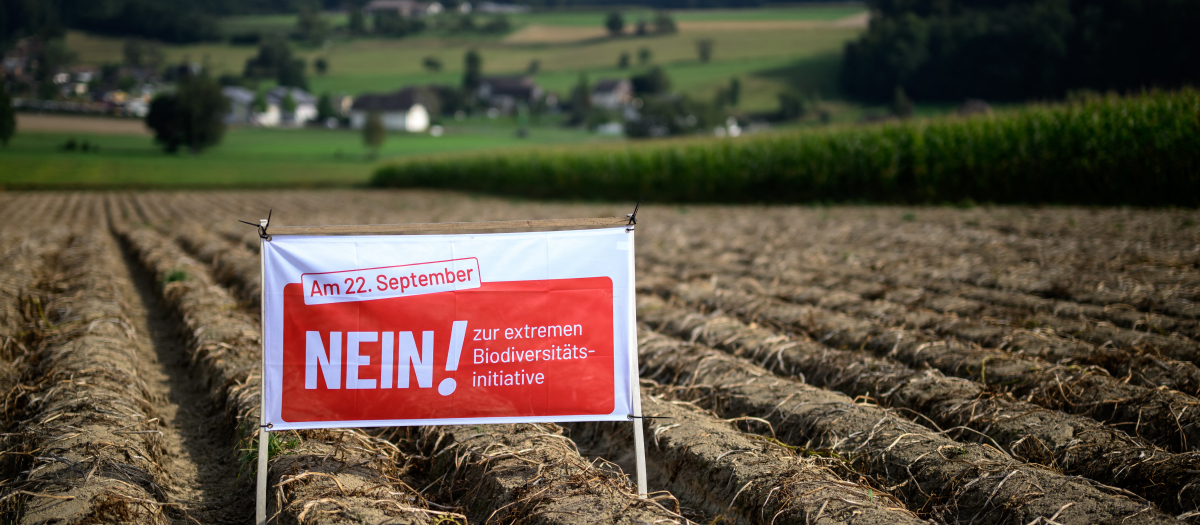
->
{"left": 15, "top": 114, "right": 151, "bottom": 136}
{"left": 3, "top": 192, "right": 1200, "bottom": 523}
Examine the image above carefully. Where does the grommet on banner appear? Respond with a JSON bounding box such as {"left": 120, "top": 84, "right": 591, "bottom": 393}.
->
{"left": 239, "top": 209, "right": 273, "bottom": 241}
{"left": 626, "top": 197, "right": 641, "bottom": 232}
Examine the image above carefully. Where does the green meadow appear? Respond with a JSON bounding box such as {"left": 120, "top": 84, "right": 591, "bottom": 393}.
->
{"left": 0, "top": 122, "right": 617, "bottom": 188}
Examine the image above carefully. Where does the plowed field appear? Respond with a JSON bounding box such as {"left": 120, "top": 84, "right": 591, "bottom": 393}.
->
{"left": 1, "top": 190, "right": 1198, "bottom": 525}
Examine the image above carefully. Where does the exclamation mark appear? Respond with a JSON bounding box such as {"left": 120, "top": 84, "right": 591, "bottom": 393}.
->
{"left": 438, "top": 320, "right": 468, "bottom": 396}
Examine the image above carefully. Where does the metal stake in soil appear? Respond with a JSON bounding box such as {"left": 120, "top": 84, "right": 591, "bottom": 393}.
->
{"left": 256, "top": 219, "right": 270, "bottom": 525}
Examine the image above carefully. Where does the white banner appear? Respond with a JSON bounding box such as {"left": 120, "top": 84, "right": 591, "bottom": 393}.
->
{"left": 261, "top": 227, "right": 636, "bottom": 430}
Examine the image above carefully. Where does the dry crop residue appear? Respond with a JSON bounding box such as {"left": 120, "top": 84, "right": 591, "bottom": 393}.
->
{"left": 1, "top": 191, "right": 1198, "bottom": 524}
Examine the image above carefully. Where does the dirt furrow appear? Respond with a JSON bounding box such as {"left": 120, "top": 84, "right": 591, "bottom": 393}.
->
{"left": 884, "top": 271, "right": 1200, "bottom": 342}
{"left": 755, "top": 261, "right": 1200, "bottom": 366}
{"left": 115, "top": 223, "right": 450, "bottom": 525}
{"left": 0, "top": 229, "right": 72, "bottom": 483}
{"left": 634, "top": 326, "right": 1175, "bottom": 524}
{"left": 1, "top": 231, "right": 172, "bottom": 524}
{"left": 643, "top": 206, "right": 1200, "bottom": 319}
{"left": 417, "top": 423, "right": 688, "bottom": 525}
{"left": 770, "top": 280, "right": 1200, "bottom": 394}
{"left": 566, "top": 390, "right": 929, "bottom": 525}
{"left": 637, "top": 293, "right": 1200, "bottom": 517}
{"left": 642, "top": 247, "right": 1200, "bottom": 389}
{"left": 171, "top": 223, "right": 262, "bottom": 308}
{"left": 657, "top": 278, "right": 1200, "bottom": 454}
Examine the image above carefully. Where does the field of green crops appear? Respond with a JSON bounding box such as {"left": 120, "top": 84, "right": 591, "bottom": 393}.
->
{"left": 373, "top": 89, "right": 1200, "bottom": 206}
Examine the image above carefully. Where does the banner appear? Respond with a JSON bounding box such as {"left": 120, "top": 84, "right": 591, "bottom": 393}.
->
{"left": 261, "top": 227, "right": 636, "bottom": 430}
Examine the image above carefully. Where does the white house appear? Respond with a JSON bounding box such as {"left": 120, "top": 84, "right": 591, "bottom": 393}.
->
{"left": 362, "top": 0, "right": 443, "bottom": 17}
{"left": 222, "top": 86, "right": 258, "bottom": 125}
{"left": 349, "top": 87, "right": 431, "bottom": 132}
{"left": 224, "top": 86, "right": 318, "bottom": 127}
{"left": 267, "top": 86, "right": 318, "bottom": 127}
{"left": 590, "top": 78, "right": 633, "bottom": 109}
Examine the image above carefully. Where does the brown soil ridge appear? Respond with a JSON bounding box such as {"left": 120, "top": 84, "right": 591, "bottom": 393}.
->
{"left": 3, "top": 231, "right": 171, "bottom": 524}
{"left": 566, "top": 392, "right": 929, "bottom": 525}
{"left": 173, "top": 223, "right": 262, "bottom": 308}
{"left": 772, "top": 279, "right": 1200, "bottom": 394}
{"left": 637, "top": 293, "right": 1200, "bottom": 517}
{"left": 115, "top": 221, "right": 450, "bottom": 525}
{"left": 418, "top": 423, "right": 689, "bottom": 524}
{"left": 661, "top": 277, "right": 1200, "bottom": 455}
{"left": 635, "top": 326, "right": 1176, "bottom": 524}
{"left": 881, "top": 270, "right": 1200, "bottom": 344}
{"left": 637, "top": 205, "right": 1199, "bottom": 320}
{"left": 642, "top": 248, "right": 1200, "bottom": 389}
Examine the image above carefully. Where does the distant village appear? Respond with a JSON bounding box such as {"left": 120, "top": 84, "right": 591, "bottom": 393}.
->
{"left": 2, "top": 33, "right": 638, "bottom": 135}
{"left": 1, "top": 2, "right": 739, "bottom": 141}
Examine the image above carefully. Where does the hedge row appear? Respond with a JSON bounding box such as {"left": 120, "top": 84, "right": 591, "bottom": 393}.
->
{"left": 372, "top": 89, "right": 1200, "bottom": 206}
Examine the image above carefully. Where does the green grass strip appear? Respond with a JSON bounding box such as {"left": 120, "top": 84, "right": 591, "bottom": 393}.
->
{"left": 372, "top": 89, "right": 1200, "bottom": 206}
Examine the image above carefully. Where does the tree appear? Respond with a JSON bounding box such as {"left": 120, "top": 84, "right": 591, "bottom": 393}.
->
{"left": 251, "top": 88, "right": 267, "bottom": 113}
{"left": 605, "top": 11, "right": 624, "bottom": 36}
{"left": 618, "top": 51, "right": 630, "bottom": 69}
{"left": 892, "top": 85, "right": 913, "bottom": 119}
{"left": 145, "top": 74, "right": 229, "bottom": 153}
{"left": 696, "top": 38, "right": 713, "bottom": 63}
{"left": 315, "top": 57, "right": 328, "bottom": 75}
{"left": 317, "top": 93, "right": 336, "bottom": 122}
{"left": 728, "top": 77, "right": 740, "bottom": 106}
{"left": 244, "top": 40, "right": 307, "bottom": 90}
{"left": 637, "top": 47, "right": 652, "bottom": 65}
{"left": 0, "top": 86, "right": 15, "bottom": 146}
{"left": 526, "top": 59, "right": 540, "bottom": 75}
{"left": 423, "top": 56, "right": 443, "bottom": 72}
{"left": 278, "top": 58, "right": 308, "bottom": 89}
{"left": 296, "top": 7, "right": 329, "bottom": 44}
{"left": 625, "top": 95, "right": 716, "bottom": 138}
{"left": 838, "top": 0, "right": 1200, "bottom": 102}
{"left": 776, "top": 91, "right": 807, "bottom": 121}
{"left": 653, "top": 11, "right": 677, "bottom": 34}
{"left": 567, "top": 73, "right": 590, "bottom": 126}
{"left": 281, "top": 90, "right": 297, "bottom": 114}
{"left": 375, "top": 11, "right": 425, "bottom": 37}
{"left": 483, "top": 15, "right": 510, "bottom": 33}
{"left": 630, "top": 66, "right": 670, "bottom": 95}
{"left": 363, "top": 111, "right": 384, "bottom": 156}
{"left": 462, "top": 49, "right": 482, "bottom": 93}
{"left": 349, "top": 10, "right": 366, "bottom": 35}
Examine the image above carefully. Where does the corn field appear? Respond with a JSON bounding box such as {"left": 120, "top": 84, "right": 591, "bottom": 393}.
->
{"left": 373, "top": 89, "right": 1200, "bottom": 206}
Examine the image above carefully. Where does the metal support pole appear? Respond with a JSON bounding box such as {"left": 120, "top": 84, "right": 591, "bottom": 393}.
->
{"left": 256, "top": 220, "right": 269, "bottom": 524}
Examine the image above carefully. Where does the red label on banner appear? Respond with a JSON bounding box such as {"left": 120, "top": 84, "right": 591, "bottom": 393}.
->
{"left": 280, "top": 277, "right": 615, "bottom": 423}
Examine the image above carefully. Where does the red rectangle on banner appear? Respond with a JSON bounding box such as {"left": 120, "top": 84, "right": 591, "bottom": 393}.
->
{"left": 280, "top": 277, "right": 615, "bottom": 423}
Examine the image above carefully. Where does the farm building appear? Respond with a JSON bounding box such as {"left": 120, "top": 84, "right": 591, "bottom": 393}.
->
{"left": 222, "top": 86, "right": 318, "bottom": 127}
{"left": 362, "top": 0, "right": 443, "bottom": 16}
{"left": 590, "top": 78, "right": 633, "bottom": 109}
{"left": 349, "top": 87, "right": 432, "bottom": 132}
{"left": 476, "top": 76, "right": 543, "bottom": 113}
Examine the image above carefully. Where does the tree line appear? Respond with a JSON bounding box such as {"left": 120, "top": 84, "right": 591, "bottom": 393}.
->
{"left": 840, "top": 0, "right": 1200, "bottom": 102}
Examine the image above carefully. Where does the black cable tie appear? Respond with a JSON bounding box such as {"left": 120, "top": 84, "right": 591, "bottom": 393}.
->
{"left": 239, "top": 209, "right": 272, "bottom": 241}
{"left": 628, "top": 415, "right": 671, "bottom": 420}
{"left": 625, "top": 196, "right": 642, "bottom": 232}
{"left": 259, "top": 423, "right": 273, "bottom": 429}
